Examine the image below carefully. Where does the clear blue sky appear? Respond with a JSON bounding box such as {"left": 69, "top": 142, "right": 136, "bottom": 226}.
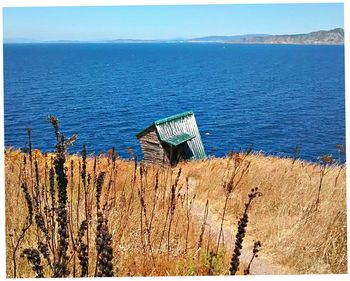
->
{"left": 3, "top": 3, "right": 344, "bottom": 41}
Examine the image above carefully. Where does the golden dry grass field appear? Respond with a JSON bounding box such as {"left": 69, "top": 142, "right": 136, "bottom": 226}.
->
{"left": 4, "top": 146, "right": 347, "bottom": 277}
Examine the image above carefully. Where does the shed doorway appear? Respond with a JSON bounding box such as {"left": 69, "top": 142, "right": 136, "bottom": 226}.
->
{"left": 167, "top": 141, "right": 194, "bottom": 166}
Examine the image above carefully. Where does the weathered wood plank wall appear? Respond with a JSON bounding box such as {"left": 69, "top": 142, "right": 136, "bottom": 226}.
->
{"left": 138, "top": 128, "right": 170, "bottom": 165}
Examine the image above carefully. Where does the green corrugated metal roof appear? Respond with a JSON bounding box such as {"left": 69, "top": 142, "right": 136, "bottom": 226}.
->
{"left": 136, "top": 111, "right": 194, "bottom": 138}
{"left": 162, "top": 133, "right": 194, "bottom": 146}
{"left": 155, "top": 111, "right": 193, "bottom": 125}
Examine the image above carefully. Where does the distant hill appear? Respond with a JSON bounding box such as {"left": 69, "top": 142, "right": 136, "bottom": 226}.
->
{"left": 4, "top": 38, "right": 41, "bottom": 43}
{"left": 189, "top": 28, "right": 344, "bottom": 44}
{"left": 189, "top": 34, "right": 270, "bottom": 42}
{"left": 103, "top": 39, "right": 158, "bottom": 43}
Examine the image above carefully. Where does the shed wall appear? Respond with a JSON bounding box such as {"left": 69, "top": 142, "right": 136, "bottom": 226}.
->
{"left": 138, "top": 128, "right": 170, "bottom": 165}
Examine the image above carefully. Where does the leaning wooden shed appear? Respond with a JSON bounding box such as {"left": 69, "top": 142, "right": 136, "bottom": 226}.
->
{"left": 136, "top": 111, "right": 206, "bottom": 166}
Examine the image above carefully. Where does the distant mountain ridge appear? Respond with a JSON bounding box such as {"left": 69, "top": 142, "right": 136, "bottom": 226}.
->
{"left": 4, "top": 28, "right": 344, "bottom": 44}
{"left": 188, "top": 34, "right": 270, "bottom": 42}
{"left": 189, "top": 28, "right": 344, "bottom": 44}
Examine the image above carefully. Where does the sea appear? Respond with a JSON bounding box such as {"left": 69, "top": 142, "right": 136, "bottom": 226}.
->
{"left": 3, "top": 43, "right": 346, "bottom": 162}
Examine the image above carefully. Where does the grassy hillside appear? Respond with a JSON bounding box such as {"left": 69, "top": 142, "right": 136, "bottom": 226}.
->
{"left": 181, "top": 153, "right": 347, "bottom": 274}
{"left": 5, "top": 145, "right": 346, "bottom": 277}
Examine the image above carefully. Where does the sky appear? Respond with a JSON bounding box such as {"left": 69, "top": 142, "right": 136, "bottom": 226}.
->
{"left": 3, "top": 3, "right": 344, "bottom": 41}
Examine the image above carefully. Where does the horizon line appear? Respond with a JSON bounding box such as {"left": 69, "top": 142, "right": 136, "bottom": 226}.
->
{"left": 3, "top": 27, "right": 343, "bottom": 43}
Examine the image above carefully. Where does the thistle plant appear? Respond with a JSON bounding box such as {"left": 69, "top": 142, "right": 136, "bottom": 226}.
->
{"left": 21, "top": 248, "right": 44, "bottom": 278}
{"left": 81, "top": 144, "right": 91, "bottom": 276}
{"left": 35, "top": 213, "right": 49, "bottom": 236}
{"left": 38, "top": 241, "right": 52, "bottom": 270}
{"left": 11, "top": 179, "right": 33, "bottom": 278}
{"left": 52, "top": 135, "right": 70, "bottom": 276}
{"left": 96, "top": 172, "right": 105, "bottom": 211}
{"left": 292, "top": 145, "right": 301, "bottom": 167}
{"left": 229, "top": 187, "right": 262, "bottom": 275}
{"left": 314, "top": 155, "right": 334, "bottom": 210}
{"left": 48, "top": 115, "right": 77, "bottom": 277}
{"left": 94, "top": 172, "right": 114, "bottom": 277}
{"left": 77, "top": 220, "right": 89, "bottom": 277}
{"left": 244, "top": 240, "right": 262, "bottom": 275}
{"left": 95, "top": 212, "right": 114, "bottom": 277}
{"left": 48, "top": 163, "right": 57, "bottom": 257}
{"left": 22, "top": 180, "right": 34, "bottom": 225}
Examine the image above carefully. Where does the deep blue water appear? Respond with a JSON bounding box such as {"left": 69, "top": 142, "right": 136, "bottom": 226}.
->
{"left": 3, "top": 43, "right": 345, "bottom": 162}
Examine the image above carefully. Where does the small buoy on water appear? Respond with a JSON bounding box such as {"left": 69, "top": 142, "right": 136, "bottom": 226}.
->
{"left": 205, "top": 132, "right": 210, "bottom": 136}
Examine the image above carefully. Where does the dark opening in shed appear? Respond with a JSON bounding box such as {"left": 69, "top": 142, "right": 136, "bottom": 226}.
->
{"left": 136, "top": 111, "right": 206, "bottom": 166}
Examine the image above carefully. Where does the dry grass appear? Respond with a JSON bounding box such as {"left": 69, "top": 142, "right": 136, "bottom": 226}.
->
{"left": 5, "top": 147, "right": 347, "bottom": 277}
{"left": 180, "top": 153, "right": 347, "bottom": 274}
{"left": 5, "top": 148, "right": 230, "bottom": 278}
